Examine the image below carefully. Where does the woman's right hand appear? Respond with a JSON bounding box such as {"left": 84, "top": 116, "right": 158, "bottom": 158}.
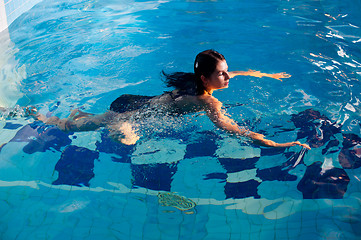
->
{"left": 285, "top": 141, "right": 311, "bottom": 150}
{"left": 270, "top": 141, "right": 311, "bottom": 149}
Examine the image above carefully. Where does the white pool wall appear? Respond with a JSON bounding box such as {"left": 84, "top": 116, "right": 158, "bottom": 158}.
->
{"left": 0, "top": 0, "right": 36, "bottom": 107}
{"left": 0, "top": 0, "right": 42, "bottom": 32}
{"left": 0, "top": 31, "right": 26, "bottom": 108}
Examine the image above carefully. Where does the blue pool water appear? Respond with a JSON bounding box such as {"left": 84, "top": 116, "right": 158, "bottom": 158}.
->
{"left": 1, "top": 0, "right": 361, "bottom": 239}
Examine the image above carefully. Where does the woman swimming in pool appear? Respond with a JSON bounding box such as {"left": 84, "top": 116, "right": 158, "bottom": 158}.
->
{"left": 35, "top": 49, "right": 310, "bottom": 149}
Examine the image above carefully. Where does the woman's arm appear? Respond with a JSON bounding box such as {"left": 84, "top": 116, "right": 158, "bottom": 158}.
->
{"left": 246, "top": 131, "right": 310, "bottom": 149}
{"left": 204, "top": 98, "right": 310, "bottom": 149}
{"left": 229, "top": 70, "right": 291, "bottom": 81}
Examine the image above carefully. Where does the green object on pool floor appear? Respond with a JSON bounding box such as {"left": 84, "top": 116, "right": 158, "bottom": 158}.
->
{"left": 158, "top": 192, "right": 196, "bottom": 211}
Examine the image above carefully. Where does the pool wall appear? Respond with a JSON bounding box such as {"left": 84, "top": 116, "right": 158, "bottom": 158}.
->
{"left": 0, "top": 29, "right": 26, "bottom": 108}
{"left": 0, "top": 0, "right": 42, "bottom": 32}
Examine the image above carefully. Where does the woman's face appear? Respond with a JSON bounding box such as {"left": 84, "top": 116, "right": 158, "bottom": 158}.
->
{"left": 202, "top": 60, "right": 230, "bottom": 93}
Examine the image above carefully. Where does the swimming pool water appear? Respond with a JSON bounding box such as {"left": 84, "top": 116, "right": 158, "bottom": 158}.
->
{"left": 1, "top": 0, "right": 361, "bottom": 239}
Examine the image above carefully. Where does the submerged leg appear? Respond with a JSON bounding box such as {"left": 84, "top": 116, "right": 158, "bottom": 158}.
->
{"left": 35, "top": 108, "right": 139, "bottom": 145}
{"left": 67, "top": 109, "right": 95, "bottom": 121}
{"left": 36, "top": 109, "right": 114, "bottom": 132}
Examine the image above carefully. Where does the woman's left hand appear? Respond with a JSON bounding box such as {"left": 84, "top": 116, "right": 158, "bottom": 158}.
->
{"left": 263, "top": 72, "right": 291, "bottom": 81}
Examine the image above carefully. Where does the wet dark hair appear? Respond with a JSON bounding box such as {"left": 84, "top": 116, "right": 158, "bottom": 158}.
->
{"left": 163, "top": 49, "right": 226, "bottom": 95}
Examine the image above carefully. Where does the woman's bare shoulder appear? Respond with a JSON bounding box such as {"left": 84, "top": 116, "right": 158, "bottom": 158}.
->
{"left": 196, "top": 94, "right": 222, "bottom": 111}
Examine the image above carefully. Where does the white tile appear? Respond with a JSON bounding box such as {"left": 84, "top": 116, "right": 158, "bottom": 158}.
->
{"left": 0, "top": 0, "right": 8, "bottom": 32}
{"left": 131, "top": 139, "right": 186, "bottom": 165}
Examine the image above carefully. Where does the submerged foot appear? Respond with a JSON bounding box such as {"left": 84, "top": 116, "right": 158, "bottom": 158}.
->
{"left": 23, "top": 106, "right": 38, "bottom": 117}
{"left": 0, "top": 105, "right": 38, "bottom": 118}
